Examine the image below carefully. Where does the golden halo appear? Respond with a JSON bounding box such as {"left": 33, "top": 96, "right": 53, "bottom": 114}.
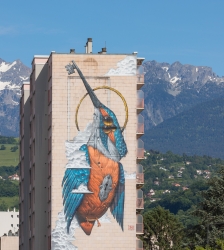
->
{"left": 75, "top": 86, "right": 128, "bottom": 132}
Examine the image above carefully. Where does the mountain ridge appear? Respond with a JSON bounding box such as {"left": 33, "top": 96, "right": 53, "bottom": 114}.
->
{"left": 0, "top": 58, "right": 31, "bottom": 136}
{"left": 142, "top": 60, "right": 224, "bottom": 130}
{"left": 143, "top": 97, "right": 224, "bottom": 159}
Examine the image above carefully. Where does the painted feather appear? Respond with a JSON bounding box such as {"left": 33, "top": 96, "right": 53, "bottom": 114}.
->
{"left": 62, "top": 144, "right": 90, "bottom": 232}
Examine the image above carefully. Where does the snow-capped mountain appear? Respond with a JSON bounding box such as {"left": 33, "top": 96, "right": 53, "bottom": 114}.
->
{"left": 1, "top": 57, "right": 224, "bottom": 137}
{"left": 142, "top": 61, "right": 224, "bottom": 130}
{"left": 0, "top": 58, "right": 31, "bottom": 136}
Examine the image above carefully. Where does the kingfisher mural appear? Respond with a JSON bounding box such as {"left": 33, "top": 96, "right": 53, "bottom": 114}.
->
{"left": 62, "top": 61, "right": 128, "bottom": 236}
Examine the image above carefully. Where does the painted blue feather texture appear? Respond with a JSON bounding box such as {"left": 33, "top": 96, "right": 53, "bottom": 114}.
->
{"left": 62, "top": 144, "right": 90, "bottom": 232}
{"left": 110, "top": 162, "right": 125, "bottom": 230}
{"left": 102, "top": 105, "right": 128, "bottom": 158}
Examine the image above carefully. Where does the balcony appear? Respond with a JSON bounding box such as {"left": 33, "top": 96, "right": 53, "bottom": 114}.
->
{"left": 137, "top": 90, "right": 144, "bottom": 114}
{"left": 136, "top": 164, "right": 144, "bottom": 189}
{"left": 136, "top": 238, "right": 144, "bottom": 250}
{"left": 136, "top": 189, "right": 144, "bottom": 211}
{"left": 136, "top": 214, "right": 144, "bottom": 235}
{"left": 137, "top": 114, "right": 144, "bottom": 138}
{"left": 137, "top": 65, "right": 145, "bottom": 90}
{"left": 137, "top": 139, "right": 144, "bottom": 162}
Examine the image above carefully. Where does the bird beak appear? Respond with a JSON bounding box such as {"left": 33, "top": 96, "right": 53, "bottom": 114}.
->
{"left": 71, "top": 61, "right": 102, "bottom": 108}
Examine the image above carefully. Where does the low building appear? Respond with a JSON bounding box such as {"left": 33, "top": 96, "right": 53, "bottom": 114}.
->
{"left": 0, "top": 209, "right": 19, "bottom": 237}
{"left": 163, "top": 190, "right": 170, "bottom": 194}
{"left": 0, "top": 236, "right": 18, "bottom": 250}
{"left": 173, "top": 183, "right": 181, "bottom": 187}
{"left": 8, "top": 174, "right": 19, "bottom": 181}
{"left": 196, "top": 170, "right": 202, "bottom": 175}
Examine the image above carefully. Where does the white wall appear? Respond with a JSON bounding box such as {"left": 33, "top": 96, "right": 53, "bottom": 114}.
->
{"left": 0, "top": 210, "right": 19, "bottom": 236}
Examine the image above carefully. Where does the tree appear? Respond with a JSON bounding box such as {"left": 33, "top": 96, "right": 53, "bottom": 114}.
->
{"left": 193, "top": 167, "right": 224, "bottom": 247}
{"left": 10, "top": 146, "right": 18, "bottom": 152}
{"left": 0, "top": 145, "right": 6, "bottom": 150}
{"left": 140, "top": 206, "right": 183, "bottom": 249}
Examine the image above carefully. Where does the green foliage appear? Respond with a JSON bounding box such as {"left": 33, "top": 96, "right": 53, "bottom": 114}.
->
{"left": 142, "top": 150, "right": 224, "bottom": 248}
{"left": 0, "top": 136, "right": 17, "bottom": 145}
{"left": 10, "top": 146, "right": 18, "bottom": 152}
{"left": 0, "top": 166, "right": 19, "bottom": 179}
{"left": 193, "top": 167, "right": 224, "bottom": 247}
{"left": 0, "top": 179, "right": 19, "bottom": 197}
{"left": 0, "top": 197, "right": 19, "bottom": 211}
{"left": 140, "top": 206, "right": 183, "bottom": 249}
{"left": 0, "top": 145, "right": 6, "bottom": 150}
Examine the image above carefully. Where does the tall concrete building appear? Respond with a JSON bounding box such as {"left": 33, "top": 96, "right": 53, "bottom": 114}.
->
{"left": 19, "top": 38, "right": 145, "bottom": 250}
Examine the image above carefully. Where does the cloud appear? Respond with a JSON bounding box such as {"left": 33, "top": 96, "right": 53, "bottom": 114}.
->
{"left": 0, "top": 26, "right": 16, "bottom": 35}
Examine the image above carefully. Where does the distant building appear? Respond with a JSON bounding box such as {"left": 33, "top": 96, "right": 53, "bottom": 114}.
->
{"left": 0, "top": 209, "right": 19, "bottom": 237}
{"left": 148, "top": 189, "right": 155, "bottom": 196}
{"left": 8, "top": 174, "right": 19, "bottom": 181}
{"left": 196, "top": 170, "right": 202, "bottom": 175}
{"left": 168, "top": 175, "right": 174, "bottom": 179}
{"left": 186, "top": 161, "right": 191, "bottom": 165}
{"left": 182, "top": 187, "right": 189, "bottom": 191}
{"left": 154, "top": 181, "right": 160, "bottom": 186}
{"left": 204, "top": 170, "right": 211, "bottom": 175}
{"left": 0, "top": 236, "right": 18, "bottom": 250}
{"left": 163, "top": 190, "right": 170, "bottom": 194}
{"left": 174, "top": 183, "right": 181, "bottom": 187}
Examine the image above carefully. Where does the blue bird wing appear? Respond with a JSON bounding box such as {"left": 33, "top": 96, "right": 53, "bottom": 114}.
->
{"left": 62, "top": 144, "right": 90, "bottom": 233}
{"left": 110, "top": 162, "right": 125, "bottom": 230}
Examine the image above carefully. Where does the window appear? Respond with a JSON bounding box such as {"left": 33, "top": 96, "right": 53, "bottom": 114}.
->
{"left": 48, "top": 87, "right": 52, "bottom": 105}
{"left": 48, "top": 186, "right": 51, "bottom": 202}
{"left": 29, "top": 193, "right": 31, "bottom": 208}
{"left": 11, "top": 224, "right": 13, "bottom": 227}
{"left": 11, "top": 215, "right": 13, "bottom": 218}
{"left": 48, "top": 161, "right": 51, "bottom": 177}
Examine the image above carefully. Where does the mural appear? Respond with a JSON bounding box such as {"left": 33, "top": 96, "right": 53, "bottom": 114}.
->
{"left": 62, "top": 61, "right": 128, "bottom": 236}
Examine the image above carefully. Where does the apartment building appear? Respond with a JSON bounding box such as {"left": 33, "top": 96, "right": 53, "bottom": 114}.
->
{"left": 19, "top": 38, "right": 145, "bottom": 250}
{"left": 0, "top": 209, "right": 19, "bottom": 237}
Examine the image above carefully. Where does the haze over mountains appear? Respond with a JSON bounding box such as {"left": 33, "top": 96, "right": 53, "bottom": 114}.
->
{"left": 0, "top": 57, "right": 224, "bottom": 158}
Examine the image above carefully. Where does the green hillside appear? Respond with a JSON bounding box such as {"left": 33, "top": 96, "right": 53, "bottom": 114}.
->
{"left": 0, "top": 136, "right": 19, "bottom": 166}
{"left": 143, "top": 97, "right": 224, "bottom": 159}
{"left": 0, "top": 144, "right": 19, "bottom": 166}
{"left": 142, "top": 151, "right": 224, "bottom": 233}
{"left": 0, "top": 136, "right": 19, "bottom": 210}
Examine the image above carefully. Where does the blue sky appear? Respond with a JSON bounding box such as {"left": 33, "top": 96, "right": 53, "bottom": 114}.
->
{"left": 1, "top": 0, "right": 224, "bottom": 76}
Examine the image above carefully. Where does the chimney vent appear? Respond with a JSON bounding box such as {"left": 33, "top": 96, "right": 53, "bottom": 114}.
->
{"left": 70, "top": 49, "right": 75, "bottom": 54}
{"left": 86, "top": 38, "right": 93, "bottom": 53}
{"left": 98, "top": 47, "right": 107, "bottom": 54}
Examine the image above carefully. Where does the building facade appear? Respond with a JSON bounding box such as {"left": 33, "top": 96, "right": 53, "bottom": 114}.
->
{"left": 0, "top": 209, "right": 19, "bottom": 237}
{"left": 0, "top": 236, "right": 19, "bottom": 250}
{"left": 19, "top": 39, "right": 145, "bottom": 250}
